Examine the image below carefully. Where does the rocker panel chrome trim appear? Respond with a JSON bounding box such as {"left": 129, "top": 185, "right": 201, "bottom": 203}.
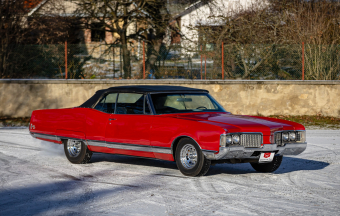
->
{"left": 87, "top": 140, "right": 172, "bottom": 154}
{"left": 31, "top": 132, "right": 172, "bottom": 154}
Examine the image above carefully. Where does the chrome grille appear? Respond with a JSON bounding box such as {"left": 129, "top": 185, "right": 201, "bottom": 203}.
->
{"left": 240, "top": 134, "right": 262, "bottom": 148}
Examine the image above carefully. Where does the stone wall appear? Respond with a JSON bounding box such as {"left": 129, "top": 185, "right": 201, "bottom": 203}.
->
{"left": 0, "top": 79, "right": 339, "bottom": 118}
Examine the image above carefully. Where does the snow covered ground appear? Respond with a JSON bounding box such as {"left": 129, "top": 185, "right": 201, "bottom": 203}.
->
{"left": 0, "top": 128, "right": 339, "bottom": 216}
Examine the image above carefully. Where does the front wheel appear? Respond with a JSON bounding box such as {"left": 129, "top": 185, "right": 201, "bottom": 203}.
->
{"left": 175, "top": 138, "right": 211, "bottom": 177}
{"left": 64, "top": 139, "right": 92, "bottom": 164}
{"left": 250, "top": 155, "right": 283, "bottom": 173}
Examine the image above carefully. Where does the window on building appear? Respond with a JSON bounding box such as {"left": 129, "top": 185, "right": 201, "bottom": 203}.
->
{"left": 91, "top": 23, "right": 105, "bottom": 42}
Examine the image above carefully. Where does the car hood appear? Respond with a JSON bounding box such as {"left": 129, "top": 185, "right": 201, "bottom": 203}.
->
{"left": 172, "top": 112, "right": 296, "bottom": 136}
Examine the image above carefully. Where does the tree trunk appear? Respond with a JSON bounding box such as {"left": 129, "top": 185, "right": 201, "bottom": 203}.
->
{"left": 121, "top": 44, "right": 131, "bottom": 78}
{"left": 146, "top": 39, "right": 162, "bottom": 78}
{"left": 120, "top": 33, "right": 131, "bottom": 79}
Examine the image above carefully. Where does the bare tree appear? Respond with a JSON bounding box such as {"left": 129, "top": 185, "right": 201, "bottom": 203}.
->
{"left": 0, "top": 0, "right": 83, "bottom": 78}
{"left": 187, "top": 0, "right": 286, "bottom": 79}
{"left": 277, "top": 0, "right": 340, "bottom": 80}
{"left": 188, "top": 0, "right": 340, "bottom": 80}
{"left": 0, "top": 0, "right": 27, "bottom": 78}
{"left": 76, "top": 0, "right": 172, "bottom": 79}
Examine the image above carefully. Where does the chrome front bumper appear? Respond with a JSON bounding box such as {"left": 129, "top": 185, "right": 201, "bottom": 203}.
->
{"left": 203, "top": 143, "right": 307, "bottom": 160}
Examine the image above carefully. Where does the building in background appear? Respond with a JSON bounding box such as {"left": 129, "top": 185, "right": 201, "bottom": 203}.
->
{"left": 173, "top": 0, "right": 261, "bottom": 53}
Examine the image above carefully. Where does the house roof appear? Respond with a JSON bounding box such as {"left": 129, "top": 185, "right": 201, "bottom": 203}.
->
{"left": 172, "top": 0, "right": 208, "bottom": 21}
{"left": 24, "top": 0, "right": 44, "bottom": 9}
{"left": 27, "top": 0, "right": 48, "bottom": 16}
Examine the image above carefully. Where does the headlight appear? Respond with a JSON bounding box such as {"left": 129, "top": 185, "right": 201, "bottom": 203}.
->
{"left": 282, "top": 133, "right": 289, "bottom": 141}
{"left": 226, "top": 135, "right": 232, "bottom": 144}
{"left": 289, "top": 132, "right": 296, "bottom": 141}
{"left": 232, "top": 135, "right": 240, "bottom": 144}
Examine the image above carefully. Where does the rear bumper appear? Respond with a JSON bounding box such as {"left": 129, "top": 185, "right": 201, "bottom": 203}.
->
{"left": 30, "top": 132, "right": 63, "bottom": 144}
{"left": 203, "top": 143, "right": 307, "bottom": 160}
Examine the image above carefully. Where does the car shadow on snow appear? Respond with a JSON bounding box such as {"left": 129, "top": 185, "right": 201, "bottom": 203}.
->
{"left": 0, "top": 176, "right": 154, "bottom": 215}
{"left": 91, "top": 153, "right": 179, "bottom": 170}
{"left": 206, "top": 156, "right": 330, "bottom": 176}
{"left": 90, "top": 153, "right": 329, "bottom": 176}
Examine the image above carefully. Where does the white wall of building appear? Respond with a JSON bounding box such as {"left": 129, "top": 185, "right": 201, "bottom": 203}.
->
{"left": 179, "top": 0, "right": 264, "bottom": 54}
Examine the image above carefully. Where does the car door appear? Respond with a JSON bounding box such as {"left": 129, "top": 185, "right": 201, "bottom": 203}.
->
{"left": 85, "top": 93, "right": 117, "bottom": 152}
{"left": 105, "top": 93, "right": 154, "bottom": 157}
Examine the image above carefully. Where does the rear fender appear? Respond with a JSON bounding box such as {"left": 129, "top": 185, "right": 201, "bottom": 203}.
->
{"left": 55, "top": 129, "right": 86, "bottom": 141}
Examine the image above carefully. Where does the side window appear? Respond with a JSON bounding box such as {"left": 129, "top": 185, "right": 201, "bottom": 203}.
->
{"left": 94, "top": 93, "right": 117, "bottom": 113}
{"left": 144, "top": 96, "right": 151, "bottom": 114}
{"left": 116, "top": 93, "right": 144, "bottom": 114}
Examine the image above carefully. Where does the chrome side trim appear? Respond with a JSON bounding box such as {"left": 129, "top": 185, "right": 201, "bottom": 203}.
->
{"left": 87, "top": 140, "right": 172, "bottom": 154}
{"left": 30, "top": 132, "right": 61, "bottom": 142}
{"left": 31, "top": 132, "right": 172, "bottom": 154}
{"left": 202, "top": 150, "right": 218, "bottom": 155}
{"left": 58, "top": 136, "right": 84, "bottom": 141}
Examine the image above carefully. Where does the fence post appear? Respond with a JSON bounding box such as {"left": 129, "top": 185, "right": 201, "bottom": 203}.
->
{"left": 200, "top": 45, "right": 202, "bottom": 80}
{"left": 205, "top": 55, "right": 207, "bottom": 80}
{"left": 222, "top": 42, "right": 224, "bottom": 80}
{"left": 65, "top": 41, "right": 68, "bottom": 80}
{"left": 143, "top": 41, "right": 145, "bottom": 79}
{"left": 302, "top": 42, "right": 305, "bottom": 80}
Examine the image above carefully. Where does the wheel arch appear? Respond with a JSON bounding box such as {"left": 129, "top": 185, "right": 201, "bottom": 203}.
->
{"left": 171, "top": 135, "right": 202, "bottom": 160}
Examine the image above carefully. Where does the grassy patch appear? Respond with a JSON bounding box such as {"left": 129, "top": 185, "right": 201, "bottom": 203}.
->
{"left": 0, "top": 117, "right": 30, "bottom": 127}
{"left": 267, "top": 115, "right": 340, "bottom": 129}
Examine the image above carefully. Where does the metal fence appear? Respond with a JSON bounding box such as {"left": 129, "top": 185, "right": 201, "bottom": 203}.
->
{"left": 1, "top": 42, "right": 339, "bottom": 80}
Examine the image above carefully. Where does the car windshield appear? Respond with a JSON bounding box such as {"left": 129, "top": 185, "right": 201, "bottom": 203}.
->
{"left": 150, "top": 93, "right": 226, "bottom": 114}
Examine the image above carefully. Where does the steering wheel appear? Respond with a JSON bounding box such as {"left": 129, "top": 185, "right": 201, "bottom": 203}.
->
{"left": 195, "top": 106, "right": 207, "bottom": 110}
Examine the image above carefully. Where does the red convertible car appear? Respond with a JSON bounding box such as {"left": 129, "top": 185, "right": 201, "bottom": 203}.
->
{"left": 30, "top": 85, "right": 307, "bottom": 176}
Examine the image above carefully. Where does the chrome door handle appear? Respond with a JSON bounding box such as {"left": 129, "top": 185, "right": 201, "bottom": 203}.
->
{"left": 109, "top": 118, "right": 116, "bottom": 121}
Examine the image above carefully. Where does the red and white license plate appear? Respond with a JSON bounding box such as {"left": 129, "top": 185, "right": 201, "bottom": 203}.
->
{"left": 259, "top": 152, "right": 275, "bottom": 163}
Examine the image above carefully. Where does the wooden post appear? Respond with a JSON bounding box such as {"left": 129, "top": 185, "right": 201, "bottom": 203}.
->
{"left": 205, "top": 55, "right": 207, "bottom": 80}
{"left": 222, "top": 42, "right": 224, "bottom": 80}
{"left": 65, "top": 41, "right": 68, "bottom": 79}
{"left": 302, "top": 42, "right": 305, "bottom": 80}
{"left": 143, "top": 41, "right": 145, "bottom": 79}
{"left": 200, "top": 45, "right": 202, "bottom": 80}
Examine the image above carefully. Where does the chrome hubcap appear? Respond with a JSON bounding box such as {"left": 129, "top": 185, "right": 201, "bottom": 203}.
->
{"left": 67, "top": 140, "right": 82, "bottom": 157}
{"left": 180, "top": 144, "right": 198, "bottom": 169}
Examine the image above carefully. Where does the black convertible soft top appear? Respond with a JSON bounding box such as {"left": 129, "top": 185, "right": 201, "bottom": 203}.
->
{"left": 79, "top": 85, "right": 209, "bottom": 108}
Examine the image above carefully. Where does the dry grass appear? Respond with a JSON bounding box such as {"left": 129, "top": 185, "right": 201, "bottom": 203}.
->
{"left": 0, "top": 117, "right": 30, "bottom": 127}
{"left": 267, "top": 115, "right": 340, "bottom": 130}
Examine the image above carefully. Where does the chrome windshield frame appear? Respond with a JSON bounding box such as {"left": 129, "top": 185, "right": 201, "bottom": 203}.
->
{"left": 148, "top": 92, "right": 227, "bottom": 115}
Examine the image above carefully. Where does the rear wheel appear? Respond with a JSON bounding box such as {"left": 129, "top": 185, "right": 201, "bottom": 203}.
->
{"left": 250, "top": 155, "right": 283, "bottom": 172}
{"left": 64, "top": 139, "right": 92, "bottom": 164}
{"left": 175, "top": 138, "right": 211, "bottom": 177}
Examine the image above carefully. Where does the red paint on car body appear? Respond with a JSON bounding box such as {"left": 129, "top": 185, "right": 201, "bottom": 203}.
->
{"left": 30, "top": 107, "right": 305, "bottom": 161}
